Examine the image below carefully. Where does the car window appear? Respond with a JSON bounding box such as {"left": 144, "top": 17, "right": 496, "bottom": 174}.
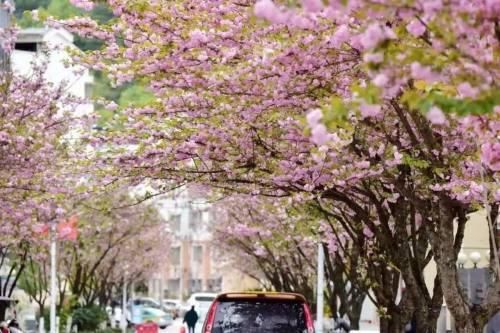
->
{"left": 150, "top": 303, "right": 161, "bottom": 309}
{"left": 211, "top": 300, "right": 307, "bottom": 333}
{"left": 195, "top": 296, "right": 215, "bottom": 302}
{"left": 24, "top": 320, "right": 37, "bottom": 331}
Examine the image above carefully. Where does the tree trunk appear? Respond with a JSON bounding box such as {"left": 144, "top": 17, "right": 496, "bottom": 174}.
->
{"left": 37, "top": 303, "right": 45, "bottom": 319}
{"left": 0, "top": 299, "right": 9, "bottom": 322}
{"left": 431, "top": 203, "right": 472, "bottom": 330}
{"left": 379, "top": 314, "right": 405, "bottom": 333}
{"left": 413, "top": 308, "right": 439, "bottom": 333}
{"left": 347, "top": 296, "right": 363, "bottom": 330}
{"left": 455, "top": 321, "right": 484, "bottom": 333}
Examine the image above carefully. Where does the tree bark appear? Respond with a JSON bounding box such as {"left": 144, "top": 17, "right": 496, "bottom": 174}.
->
{"left": 455, "top": 322, "right": 485, "bottom": 333}
{"left": 379, "top": 312, "right": 405, "bottom": 333}
{"left": 413, "top": 308, "right": 438, "bottom": 333}
{"left": 0, "top": 300, "right": 8, "bottom": 322}
{"left": 347, "top": 297, "right": 363, "bottom": 330}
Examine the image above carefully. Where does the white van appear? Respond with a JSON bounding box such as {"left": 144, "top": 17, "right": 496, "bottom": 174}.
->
{"left": 186, "top": 292, "right": 217, "bottom": 315}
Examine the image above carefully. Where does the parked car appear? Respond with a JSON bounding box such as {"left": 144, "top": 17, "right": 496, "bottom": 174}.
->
{"left": 126, "top": 298, "right": 173, "bottom": 326}
{"left": 201, "top": 292, "right": 315, "bottom": 333}
{"left": 22, "top": 315, "right": 37, "bottom": 333}
{"left": 140, "top": 307, "right": 173, "bottom": 326}
{"left": 162, "top": 299, "right": 181, "bottom": 311}
{"left": 129, "top": 297, "right": 163, "bottom": 310}
{"left": 186, "top": 292, "right": 217, "bottom": 313}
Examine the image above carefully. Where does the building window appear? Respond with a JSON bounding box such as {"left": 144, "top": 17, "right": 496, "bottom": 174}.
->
{"left": 170, "top": 246, "right": 180, "bottom": 265}
{"left": 207, "top": 278, "right": 222, "bottom": 292}
{"left": 167, "top": 279, "right": 180, "bottom": 297}
{"left": 14, "top": 42, "right": 38, "bottom": 52}
{"left": 189, "top": 209, "right": 202, "bottom": 232}
{"left": 190, "top": 279, "right": 202, "bottom": 292}
{"left": 193, "top": 245, "right": 202, "bottom": 264}
{"left": 171, "top": 215, "right": 181, "bottom": 233}
{"left": 84, "top": 82, "right": 93, "bottom": 99}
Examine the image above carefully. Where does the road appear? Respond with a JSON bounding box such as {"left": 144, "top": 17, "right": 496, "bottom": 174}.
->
{"left": 163, "top": 318, "right": 183, "bottom": 333}
{"left": 163, "top": 318, "right": 203, "bottom": 333}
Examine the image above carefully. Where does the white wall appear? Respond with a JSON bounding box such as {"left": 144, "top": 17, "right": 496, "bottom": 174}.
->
{"left": 11, "top": 29, "right": 93, "bottom": 116}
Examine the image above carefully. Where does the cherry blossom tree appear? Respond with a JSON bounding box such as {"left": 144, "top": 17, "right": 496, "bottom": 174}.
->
{"left": 54, "top": 1, "right": 499, "bottom": 332}
{"left": 18, "top": 247, "right": 50, "bottom": 317}
{"left": 214, "top": 195, "right": 367, "bottom": 328}
{"left": 18, "top": 188, "right": 170, "bottom": 315}
{"left": 0, "top": 41, "right": 84, "bottom": 320}
{"left": 56, "top": 189, "right": 169, "bottom": 307}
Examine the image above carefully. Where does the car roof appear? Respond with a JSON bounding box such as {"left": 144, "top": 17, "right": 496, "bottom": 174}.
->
{"left": 215, "top": 292, "right": 307, "bottom": 302}
{"left": 189, "top": 293, "right": 217, "bottom": 299}
{"left": 141, "top": 307, "right": 165, "bottom": 314}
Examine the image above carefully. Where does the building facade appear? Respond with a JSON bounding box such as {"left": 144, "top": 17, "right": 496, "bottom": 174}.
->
{"left": 11, "top": 27, "right": 94, "bottom": 116}
{"left": 149, "top": 188, "right": 223, "bottom": 301}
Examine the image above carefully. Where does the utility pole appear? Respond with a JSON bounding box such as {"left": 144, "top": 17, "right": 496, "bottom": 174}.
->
{"left": 316, "top": 242, "right": 324, "bottom": 333}
{"left": 50, "top": 224, "right": 57, "bottom": 333}
{"left": 0, "top": 0, "right": 15, "bottom": 69}
{"left": 121, "top": 280, "right": 127, "bottom": 333}
{"left": 159, "top": 273, "right": 164, "bottom": 308}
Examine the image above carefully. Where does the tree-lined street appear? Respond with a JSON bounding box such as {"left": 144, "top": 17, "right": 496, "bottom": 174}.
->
{"left": 0, "top": 0, "right": 499, "bottom": 332}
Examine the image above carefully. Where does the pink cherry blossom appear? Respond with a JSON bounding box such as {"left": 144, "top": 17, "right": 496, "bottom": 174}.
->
{"left": 426, "top": 106, "right": 447, "bottom": 125}
{"left": 58, "top": 0, "right": 500, "bottom": 328}
{"left": 359, "top": 24, "right": 388, "bottom": 50}
{"left": 372, "top": 73, "right": 389, "bottom": 87}
{"left": 406, "top": 19, "right": 426, "bottom": 37}
{"left": 457, "top": 82, "right": 479, "bottom": 98}
{"left": 360, "top": 104, "right": 383, "bottom": 119}
{"left": 481, "top": 142, "right": 500, "bottom": 171}
{"left": 254, "top": 0, "right": 286, "bottom": 24}
{"left": 311, "top": 123, "right": 329, "bottom": 145}
{"left": 306, "top": 108, "right": 323, "bottom": 127}
{"left": 301, "top": 0, "right": 323, "bottom": 12}
{"left": 411, "top": 62, "right": 440, "bottom": 82}
{"left": 330, "top": 24, "right": 351, "bottom": 48}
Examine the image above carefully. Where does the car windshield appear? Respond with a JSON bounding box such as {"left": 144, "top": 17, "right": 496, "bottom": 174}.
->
{"left": 24, "top": 320, "right": 37, "bottom": 331}
{"left": 211, "top": 299, "right": 307, "bottom": 333}
{"left": 195, "top": 296, "right": 215, "bottom": 302}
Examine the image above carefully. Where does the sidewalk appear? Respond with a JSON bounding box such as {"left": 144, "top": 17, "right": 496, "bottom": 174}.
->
{"left": 163, "top": 318, "right": 183, "bottom": 333}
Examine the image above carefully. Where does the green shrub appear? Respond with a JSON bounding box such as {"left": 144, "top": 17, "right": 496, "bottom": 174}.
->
{"left": 71, "top": 305, "right": 108, "bottom": 332}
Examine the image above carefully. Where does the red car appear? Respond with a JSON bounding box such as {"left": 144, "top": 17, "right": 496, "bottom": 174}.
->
{"left": 201, "top": 292, "right": 315, "bottom": 333}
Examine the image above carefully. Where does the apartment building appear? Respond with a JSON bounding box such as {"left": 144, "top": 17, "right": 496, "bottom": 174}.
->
{"left": 149, "top": 188, "right": 223, "bottom": 301}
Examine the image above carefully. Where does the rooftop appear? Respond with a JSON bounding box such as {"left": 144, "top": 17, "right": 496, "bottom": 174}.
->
{"left": 16, "top": 27, "right": 74, "bottom": 45}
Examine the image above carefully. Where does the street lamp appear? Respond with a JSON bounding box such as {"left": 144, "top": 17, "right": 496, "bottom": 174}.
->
{"left": 122, "top": 265, "right": 129, "bottom": 333}
{"left": 449, "top": 251, "right": 490, "bottom": 330}
{"left": 457, "top": 252, "right": 467, "bottom": 268}
{"left": 457, "top": 251, "right": 488, "bottom": 305}
{"left": 469, "top": 252, "right": 481, "bottom": 268}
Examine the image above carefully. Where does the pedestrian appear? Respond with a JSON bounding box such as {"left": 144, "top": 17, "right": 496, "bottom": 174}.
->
{"left": 0, "top": 322, "right": 9, "bottom": 333}
{"left": 183, "top": 306, "right": 198, "bottom": 333}
{"left": 173, "top": 309, "right": 179, "bottom": 320}
{"left": 8, "top": 319, "right": 22, "bottom": 333}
